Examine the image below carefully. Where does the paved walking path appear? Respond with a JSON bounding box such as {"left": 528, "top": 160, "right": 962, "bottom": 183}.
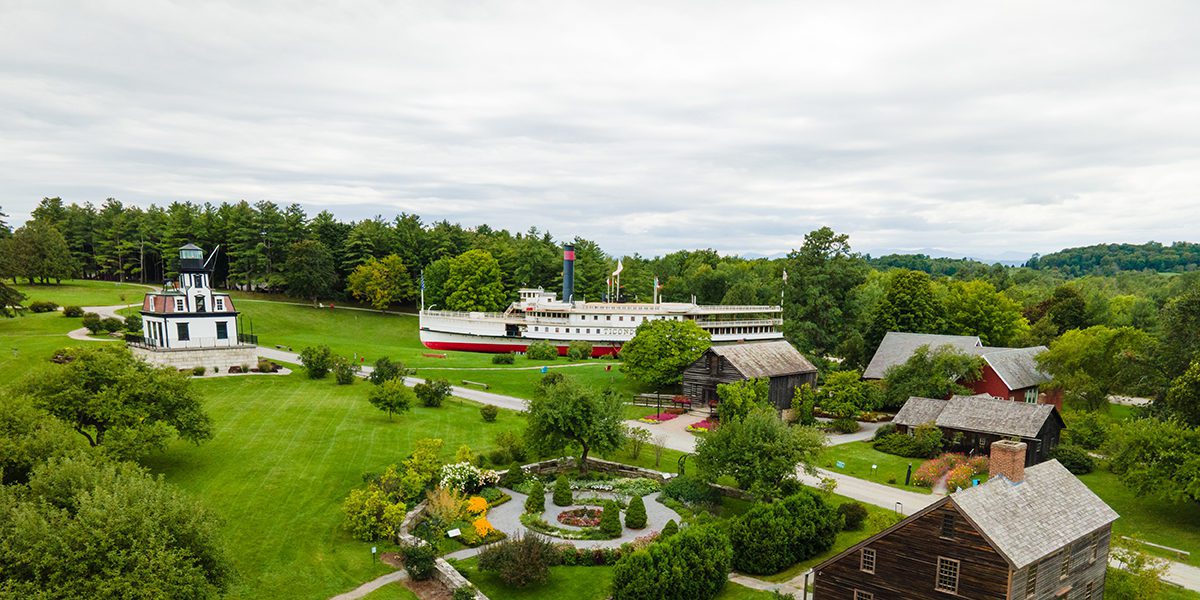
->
{"left": 729, "top": 573, "right": 803, "bottom": 597}
{"left": 65, "top": 303, "right": 142, "bottom": 341}
{"left": 328, "top": 570, "right": 408, "bottom": 600}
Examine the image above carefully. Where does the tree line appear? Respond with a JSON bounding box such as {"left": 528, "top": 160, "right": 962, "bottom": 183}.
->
{"left": 1027, "top": 241, "right": 1200, "bottom": 276}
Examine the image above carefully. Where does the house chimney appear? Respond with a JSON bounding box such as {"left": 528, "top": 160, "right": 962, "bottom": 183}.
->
{"left": 989, "top": 440, "right": 1027, "bottom": 483}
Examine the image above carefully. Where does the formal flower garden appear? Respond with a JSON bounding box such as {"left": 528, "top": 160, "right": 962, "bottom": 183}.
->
{"left": 912, "top": 454, "right": 989, "bottom": 489}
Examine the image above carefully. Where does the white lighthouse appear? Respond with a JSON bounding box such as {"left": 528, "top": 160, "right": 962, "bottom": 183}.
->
{"left": 130, "top": 244, "right": 259, "bottom": 370}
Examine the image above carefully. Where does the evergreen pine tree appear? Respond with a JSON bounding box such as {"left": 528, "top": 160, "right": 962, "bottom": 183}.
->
{"left": 599, "top": 500, "right": 622, "bottom": 537}
{"left": 524, "top": 480, "right": 545, "bottom": 514}
{"left": 552, "top": 475, "right": 572, "bottom": 507}
{"left": 624, "top": 495, "right": 647, "bottom": 529}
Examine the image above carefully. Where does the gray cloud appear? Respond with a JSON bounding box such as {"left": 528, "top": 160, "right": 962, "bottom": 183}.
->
{"left": 1, "top": 1, "right": 1198, "bottom": 260}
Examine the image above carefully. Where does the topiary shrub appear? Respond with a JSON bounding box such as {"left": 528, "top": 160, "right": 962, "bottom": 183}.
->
{"left": 567, "top": 340, "right": 593, "bottom": 360}
{"left": 611, "top": 523, "right": 732, "bottom": 600}
{"left": 491, "top": 352, "right": 515, "bottom": 365}
{"left": 1051, "top": 443, "right": 1094, "bottom": 474}
{"left": 480, "top": 404, "right": 499, "bottom": 422}
{"left": 28, "top": 300, "right": 59, "bottom": 313}
{"left": 477, "top": 533, "right": 555, "bottom": 587}
{"left": 524, "top": 480, "right": 545, "bottom": 514}
{"left": 552, "top": 475, "right": 572, "bottom": 507}
{"left": 625, "top": 494, "right": 647, "bottom": 529}
{"left": 299, "top": 345, "right": 334, "bottom": 379}
{"left": 600, "top": 501, "right": 622, "bottom": 537}
{"left": 500, "top": 462, "right": 525, "bottom": 488}
{"left": 524, "top": 340, "right": 558, "bottom": 361}
{"left": 192, "top": 365, "right": 206, "bottom": 376}
{"left": 837, "top": 502, "right": 869, "bottom": 531}
{"left": 728, "top": 490, "right": 841, "bottom": 575}
{"left": 62, "top": 305, "right": 84, "bottom": 317}
{"left": 402, "top": 542, "right": 437, "bottom": 580}
{"left": 661, "top": 519, "right": 679, "bottom": 538}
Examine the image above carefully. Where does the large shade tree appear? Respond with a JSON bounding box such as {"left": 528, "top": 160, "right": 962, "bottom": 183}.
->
{"left": 445, "top": 249, "right": 507, "bottom": 312}
{"left": 346, "top": 253, "right": 416, "bottom": 310}
{"left": 619, "top": 319, "right": 711, "bottom": 391}
{"left": 1037, "top": 326, "right": 1164, "bottom": 410}
{"left": 695, "top": 411, "right": 825, "bottom": 498}
{"left": 881, "top": 345, "right": 983, "bottom": 410}
{"left": 525, "top": 375, "right": 625, "bottom": 474}
{"left": 284, "top": 239, "right": 337, "bottom": 305}
{"left": 781, "top": 227, "right": 869, "bottom": 358}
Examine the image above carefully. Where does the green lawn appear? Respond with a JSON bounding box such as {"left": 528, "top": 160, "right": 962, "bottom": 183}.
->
{"left": 419, "top": 362, "right": 645, "bottom": 401}
{"left": 12, "top": 278, "right": 152, "bottom": 306}
{"left": 1079, "top": 468, "right": 1200, "bottom": 566}
{"left": 0, "top": 310, "right": 95, "bottom": 380}
{"left": 139, "top": 372, "right": 526, "bottom": 600}
{"left": 820, "top": 441, "right": 931, "bottom": 494}
{"left": 454, "top": 559, "right": 775, "bottom": 600}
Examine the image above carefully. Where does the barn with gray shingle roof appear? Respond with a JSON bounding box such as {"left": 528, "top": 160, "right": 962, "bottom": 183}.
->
{"left": 681, "top": 340, "right": 818, "bottom": 411}
{"left": 892, "top": 394, "right": 1065, "bottom": 465}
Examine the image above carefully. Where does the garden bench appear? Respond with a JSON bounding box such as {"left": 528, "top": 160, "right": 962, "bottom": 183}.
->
{"left": 422, "top": 353, "right": 448, "bottom": 358}
{"left": 461, "top": 380, "right": 489, "bottom": 389}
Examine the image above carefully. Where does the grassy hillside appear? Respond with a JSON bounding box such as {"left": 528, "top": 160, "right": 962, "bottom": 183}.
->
{"left": 13, "top": 278, "right": 152, "bottom": 306}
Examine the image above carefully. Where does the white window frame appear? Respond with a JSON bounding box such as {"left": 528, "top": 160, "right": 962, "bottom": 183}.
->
{"left": 936, "top": 556, "right": 959, "bottom": 594}
{"left": 215, "top": 297, "right": 225, "bottom": 311}
{"left": 860, "top": 547, "right": 876, "bottom": 574}
{"left": 174, "top": 297, "right": 186, "bottom": 312}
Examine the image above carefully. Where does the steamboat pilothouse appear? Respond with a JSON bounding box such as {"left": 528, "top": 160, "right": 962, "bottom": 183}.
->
{"left": 419, "top": 244, "right": 784, "bottom": 357}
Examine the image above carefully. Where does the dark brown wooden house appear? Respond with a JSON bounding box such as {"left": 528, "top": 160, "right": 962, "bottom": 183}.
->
{"left": 681, "top": 341, "right": 817, "bottom": 411}
{"left": 812, "top": 441, "right": 1118, "bottom": 600}
{"left": 892, "top": 394, "right": 1065, "bottom": 466}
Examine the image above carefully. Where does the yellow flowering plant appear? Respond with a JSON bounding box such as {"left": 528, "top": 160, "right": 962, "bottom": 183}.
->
{"left": 472, "top": 516, "right": 495, "bottom": 538}
{"left": 467, "top": 496, "right": 489, "bottom": 515}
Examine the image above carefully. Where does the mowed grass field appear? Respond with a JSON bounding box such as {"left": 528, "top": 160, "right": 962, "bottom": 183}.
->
{"left": 13, "top": 278, "right": 153, "bottom": 306}
{"left": 139, "top": 373, "right": 526, "bottom": 600}
{"left": 819, "top": 441, "right": 932, "bottom": 494}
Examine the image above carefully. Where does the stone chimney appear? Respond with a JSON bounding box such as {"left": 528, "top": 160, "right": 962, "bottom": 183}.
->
{"left": 989, "top": 440, "right": 1027, "bottom": 483}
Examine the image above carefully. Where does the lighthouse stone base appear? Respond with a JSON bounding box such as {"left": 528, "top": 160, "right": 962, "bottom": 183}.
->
{"left": 130, "top": 345, "right": 261, "bottom": 372}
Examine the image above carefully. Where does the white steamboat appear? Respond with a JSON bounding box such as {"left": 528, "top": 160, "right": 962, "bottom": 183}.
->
{"left": 418, "top": 245, "right": 783, "bottom": 357}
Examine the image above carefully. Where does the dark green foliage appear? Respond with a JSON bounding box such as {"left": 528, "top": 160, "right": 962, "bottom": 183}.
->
{"left": 728, "top": 490, "right": 841, "bottom": 575}
{"left": 600, "top": 500, "right": 622, "bottom": 536}
{"left": 477, "top": 533, "right": 555, "bottom": 587}
{"left": 368, "top": 356, "right": 409, "bottom": 384}
{"left": 611, "top": 523, "right": 732, "bottom": 600}
{"left": 661, "top": 519, "right": 679, "bottom": 537}
{"left": 868, "top": 269, "right": 943, "bottom": 349}
{"left": 873, "top": 423, "right": 898, "bottom": 439}
{"left": 625, "top": 494, "right": 647, "bottom": 529}
{"left": 781, "top": 227, "right": 869, "bottom": 358}
{"left": 526, "top": 375, "right": 626, "bottom": 473}
{"left": 480, "top": 404, "right": 499, "bottom": 422}
{"left": 193, "top": 365, "right": 206, "bottom": 376}
{"left": 619, "top": 319, "right": 712, "bottom": 389}
{"left": 81, "top": 312, "right": 101, "bottom": 333}
{"left": 0, "top": 394, "right": 86, "bottom": 485}
{"left": 552, "top": 475, "right": 572, "bottom": 507}
{"left": 1106, "top": 418, "right": 1200, "bottom": 503}
{"left": 99, "top": 316, "right": 124, "bottom": 333}
{"left": 567, "top": 340, "right": 593, "bottom": 360}
{"left": 695, "top": 411, "right": 825, "bottom": 497}
{"left": 793, "top": 383, "right": 818, "bottom": 426}
{"left": 331, "top": 355, "right": 359, "bottom": 385}
{"left": 62, "top": 305, "right": 84, "bottom": 317}
{"left": 499, "top": 462, "right": 525, "bottom": 488}
{"left": 415, "top": 378, "right": 452, "bottom": 408}
{"left": 662, "top": 474, "right": 720, "bottom": 506}
{"left": 1063, "top": 411, "right": 1109, "bottom": 449}
{"left": 524, "top": 480, "right": 545, "bottom": 514}
{"left": 525, "top": 340, "right": 558, "bottom": 360}
{"left": 402, "top": 542, "right": 437, "bottom": 580}
{"left": 28, "top": 300, "right": 58, "bottom": 313}
{"left": 284, "top": 239, "right": 337, "bottom": 304}
{"left": 1051, "top": 444, "right": 1095, "bottom": 475}
{"left": 872, "top": 423, "right": 943, "bottom": 458}
{"left": 881, "top": 345, "right": 983, "bottom": 410}
{"left": 491, "top": 352, "right": 516, "bottom": 364}
{"left": 1166, "top": 360, "right": 1200, "bottom": 428}
{"left": 837, "top": 502, "right": 869, "bottom": 530}
{"left": 452, "top": 585, "right": 477, "bottom": 600}
{"left": 123, "top": 313, "right": 142, "bottom": 332}
{"left": 298, "top": 345, "right": 334, "bottom": 379}
{"left": 830, "top": 418, "right": 860, "bottom": 433}
{"left": 1029, "top": 241, "right": 1200, "bottom": 276}
{"left": 1159, "top": 285, "right": 1200, "bottom": 379}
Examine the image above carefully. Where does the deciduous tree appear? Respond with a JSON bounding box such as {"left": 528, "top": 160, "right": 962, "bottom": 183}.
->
{"left": 369, "top": 379, "right": 415, "bottom": 420}
{"left": 619, "top": 319, "right": 711, "bottom": 390}
{"left": 1037, "top": 326, "right": 1163, "bottom": 410}
{"left": 445, "top": 249, "right": 507, "bottom": 312}
{"left": 782, "top": 227, "right": 869, "bottom": 357}
{"left": 525, "top": 376, "right": 625, "bottom": 474}
{"left": 346, "top": 254, "right": 416, "bottom": 310}
{"left": 881, "top": 345, "right": 983, "bottom": 410}
{"left": 695, "top": 411, "right": 824, "bottom": 498}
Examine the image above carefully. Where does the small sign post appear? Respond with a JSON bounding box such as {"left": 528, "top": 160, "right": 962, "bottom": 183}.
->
{"left": 371, "top": 546, "right": 377, "bottom": 562}
{"left": 447, "top": 528, "right": 462, "bottom": 538}
{"left": 835, "top": 460, "right": 845, "bottom": 469}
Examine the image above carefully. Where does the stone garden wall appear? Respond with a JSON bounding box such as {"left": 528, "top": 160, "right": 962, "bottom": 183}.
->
{"left": 519, "top": 456, "right": 677, "bottom": 483}
{"left": 398, "top": 501, "right": 489, "bottom": 600}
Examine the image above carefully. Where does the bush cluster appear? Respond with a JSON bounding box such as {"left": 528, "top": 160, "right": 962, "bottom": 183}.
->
{"left": 477, "top": 533, "right": 555, "bottom": 587}
{"left": 480, "top": 404, "right": 499, "bottom": 422}
{"left": 452, "top": 585, "right": 476, "bottom": 600}
{"left": 62, "top": 305, "right": 84, "bottom": 317}
{"left": 192, "top": 366, "right": 206, "bottom": 376}
{"left": 299, "top": 345, "right": 335, "bottom": 379}
{"left": 830, "top": 417, "right": 860, "bottom": 433}
{"left": 491, "top": 352, "right": 516, "bottom": 364}
{"left": 123, "top": 313, "right": 142, "bottom": 332}
{"left": 728, "top": 490, "right": 841, "bottom": 575}
{"left": 661, "top": 474, "right": 720, "bottom": 506}
{"left": 415, "top": 378, "right": 452, "bottom": 407}
{"left": 28, "top": 301, "right": 59, "bottom": 313}
{"left": 611, "top": 524, "right": 732, "bottom": 600}
{"left": 872, "top": 422, "right": 943, "bottom": 458}
{"left": 567, "top": 340, "right": 593, "bottom": 360}
{"left": 524, "top": 340, "right": 558, "bottom": 361}
{"left": 402, "top": 542, "right": 437, "bottom": 580}
{"left": 1051, "top": 444, "right": 1094, "bottom": 474}
{"left": 500, "top": 462, "right": 525, "bottom": 488}
{"left": 837, "top": 502, "right": 869, "bottom": 530}
{"left": 332, "top": 355, "right": 359, "bottom": 384}
{"left": 368, "top": 356, "right": 410, "bottom": 384}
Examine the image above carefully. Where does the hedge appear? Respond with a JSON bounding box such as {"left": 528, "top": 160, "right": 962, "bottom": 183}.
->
{"left": 611, "top": 524, "right": 732, "bottom": 600}
{"left": 728, "top": 490, "right": 841, "bottom": 575}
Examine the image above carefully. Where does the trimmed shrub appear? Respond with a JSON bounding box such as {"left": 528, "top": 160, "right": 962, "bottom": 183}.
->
{"left": 872, "top": 423, "right": 898, "bottom": 439}
{"left": 480, "top": 404, "right": 499, "bottom": 422}
{"left": 524, "top": 480, "right": 545, "bottom": 514}
{"left": 872, "top": 422, "right": 943, "bottom": 458}
{"left": 332, "top": 355, "right": 359, "bottom": 385}
{"left": 1051, "top": 444, "right": 1095, "bottom": 474}
{"left": 100, "top": 316, "right": 124, "bottom": 333}
{"left": 662, "top": 474, "right": 720, "bottom": 506}
{"left": 728, "top": 490, "right": 841, "bottom": 575}
{"left": 625, "top": 494, "right": 647, "bottom": 529}
{"left": 838, "top": 502, "right": 869, "bottom": 531}
{"left": 500, "top": 462, "right": 525, "bottom": 488}
{"left": 192, "top": 365, "right": 206, "bottom": 376}
{"left": 402, "top": 542, "right": 437, "bottom": 580}
{"left": 81, "top": 312, "right": 102, "bottom": 334}
{"left": 661, "top": 519, "right": 679, "bottom": 537}
{"left": 600, "top": 501, "right": 622, "bottom": 537}
{"left": 62, "top": 305, "right": 84, "bottom": 317}
{"left": 299, "top": 345, "right": 334, "bottom": 379}
{"left": 552, "top": 475, "right": 572, "bottom": 507}
{"left": 123, "top": 313, "right": 142, "bottom": 332}
{"left": 491, "top": 352, "right": 516, "bottom": 365}
{"left": 524, "top": 340, "right": 558, "bottom": 361}
{"left": 416, "top": 378, "right": 452, "bottom": 408}
{"left": 452, "top": 585, "right": 477, "bottom": 600}
{"left": 477, "top": 533, "right": 555, "bottom": 587}
{"left": 369, "top": 356, "right": 409, "bottom": 384}
{"left": 611, "top": 523, "right": 732, "bottom": 600}
{"left": 567, "top": 340, "right": 593, "bottom": 360}
{"left": 830, "top": 417, "right": 860, "bottom": 433}
{"left": 29, "top": 301, "right": 59, "bottom": 313}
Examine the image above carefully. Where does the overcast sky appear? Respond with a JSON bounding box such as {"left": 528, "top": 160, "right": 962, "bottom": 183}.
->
{"left": 2, "top": 1, "right": 1198, "bottom": 260}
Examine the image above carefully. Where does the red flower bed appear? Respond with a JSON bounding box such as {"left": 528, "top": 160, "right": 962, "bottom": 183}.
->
{"left": 641, "top": 413, "right": 679, "bottom": 422}
{"left": 688, "top": 418, "right": 718, "bottom": 433}
{"left": 558, "top": 507, "right": 603, "bottom": 527}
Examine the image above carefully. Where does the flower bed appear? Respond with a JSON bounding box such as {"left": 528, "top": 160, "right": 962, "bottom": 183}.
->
{"left": 557, "top": 507, "right": 603, "bottom": 527}
{"left": 638, "top": 412, "right": 680, "bottom": 424}
{"left": 520, "top": 513, "right": 619, "bottom": 540}
{"left": 913, "top": 453, "right": 989, "bottom": 488}
{"left": 687, "top": 418, "right": 718, "bottom": 434}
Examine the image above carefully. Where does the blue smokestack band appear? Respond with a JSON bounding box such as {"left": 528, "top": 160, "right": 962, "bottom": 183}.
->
{"left": 562, "top": 244, "right": 575, "bottom": 303}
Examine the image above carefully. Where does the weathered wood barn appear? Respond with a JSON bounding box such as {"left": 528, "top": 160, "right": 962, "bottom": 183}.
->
{"left": 681, "top": 340, "right": 818, "bottom": 411}
{"left": 892, "top": 394, "right": 1065, "bottom": 465}
{"left": 812, "top": 441, "right": 1118, "bottom": 600}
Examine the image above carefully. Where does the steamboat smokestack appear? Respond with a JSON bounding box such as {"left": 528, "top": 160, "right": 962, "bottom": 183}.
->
{"left": 562, "top": 244, "right": 575, "bottom": 303}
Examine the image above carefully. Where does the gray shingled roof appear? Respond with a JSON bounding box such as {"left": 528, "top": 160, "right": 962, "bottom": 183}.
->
{"left": 891, "top": 396, "right": 948, "bottom": 428}
{"left": 892, "top": 394, "right": 1061, "bottom": 438}
{"left": 862, "top": 332, "right": 982, "bottom": 379}
{"left": 709, "top": 341, "right": 817, "bottom": 378}
{"left": 953, "top": 460, "right": 1119, "bottom": 569}
{"left": 981, "top": 346, "right": 1051, "bottom": 390}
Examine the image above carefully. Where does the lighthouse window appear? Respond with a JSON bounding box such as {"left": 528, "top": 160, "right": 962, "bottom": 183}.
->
{"left": 174, "top": 298, "right": 185, "bottom": 312}
{"left": 216, "top": 322, "right": 228, "bottom": 340}
{"left": 619, "top": 316, "right": 624, "bottom": 321}
{"left": 215, "top": 297, "right": 225, "bottom": 311}
{"left": 176, "top": 323, "right": 190, "bottom": 341}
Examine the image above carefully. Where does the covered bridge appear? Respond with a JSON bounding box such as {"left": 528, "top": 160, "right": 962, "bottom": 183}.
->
{"left": 682, "top": 340, "right": 818, "bottom": 411}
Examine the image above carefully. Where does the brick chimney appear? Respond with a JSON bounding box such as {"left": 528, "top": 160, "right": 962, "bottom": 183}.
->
{"left": 989, "top": 440, "right": 1027, "bottom": 483}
